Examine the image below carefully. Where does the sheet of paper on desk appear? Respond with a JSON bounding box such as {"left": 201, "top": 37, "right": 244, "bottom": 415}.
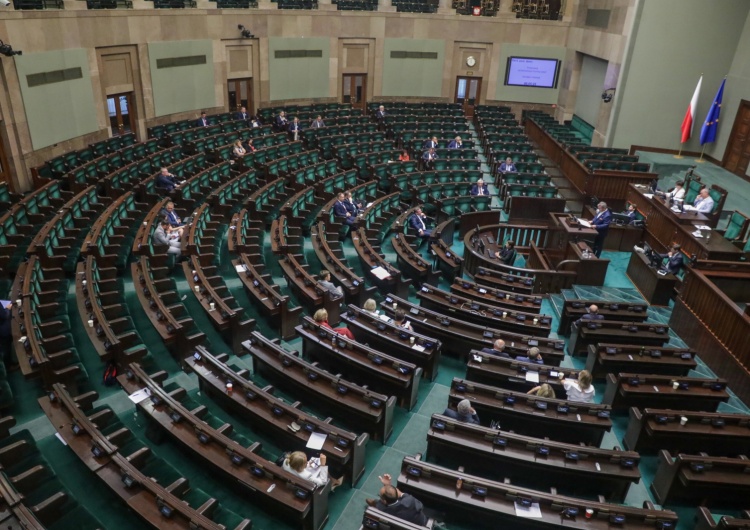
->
{"left": 306, "top": 432, "right": 327, "bottom": 450}
{"left": 514, "top": 502, "right": 542, "bottom": 518}
{"left": 412, "top": 344, "right": 425, "bottom": 352}
{"left": 577, "top": 219, "right": 592, "bottom": 228}
{"left": 696, "top": 225, "right": 712, "bottom": 230}
{"left": 128, "top": 387, "right": 152, "bottom": 404}
{"left": 525, "top": 371, "right": 540, "bottom": 383}
{"left": 235, "top": 264, "right": 248, "bottom": 273}
{"left": 371, "top": 266, "right": 391, "bottom": 280}
{"left": 683, "top": 205, "right": 696, "bottom": 211}
{"left": 644, "top": 193, "right": 654, "bottom": 199}
{"left": 692, "top": 231, "right": 703, "bottom": 238}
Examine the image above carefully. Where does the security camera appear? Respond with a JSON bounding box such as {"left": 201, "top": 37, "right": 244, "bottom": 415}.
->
{"left": 0, "top": 41, "right": 21, "bottom": 57}
{"left": 0, "top": 0, "right": 10, "bottom": 7}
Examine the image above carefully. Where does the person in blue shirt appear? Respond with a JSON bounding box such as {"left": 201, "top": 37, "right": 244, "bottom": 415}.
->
{"left": 515, "top": 347, "right": 543, "bottom": 364}
{"left": 443, "top": 399, "right": 480, "bottom": 425}
{"left": 591, "top": 201, "right": 612, "bottom": 257}
{"left": 693, "top": 188, "right": 715, "bottom": 213}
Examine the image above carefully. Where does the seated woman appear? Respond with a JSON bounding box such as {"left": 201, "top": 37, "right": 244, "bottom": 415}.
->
{"left": 559, "top": 370, "right": 595, "bottom": 403}
{"left": 527, "top": 383, "right": 556, "bottom": 398}
{"left": 495, "top": 240, "right": 517, "bottom": 266}
{"left": 362, "top": 298, "right": 379, "bottom": 317}
{"left": 282, "top": 451, "right": 343, "bottom": 490}
{"left": 232, "top": 139, "right": 246, "bottom": 158}
{"left": 392, "top": 309, "right": 412, "bottom": 331}
{"left": 313, "top": 308, "right": 355, "bottom": 340}
{"left": 398, "top": 149, "right": 410, "bottom": 162}
{"left": 245, "top": 138, "right": 257, "bottom": 153}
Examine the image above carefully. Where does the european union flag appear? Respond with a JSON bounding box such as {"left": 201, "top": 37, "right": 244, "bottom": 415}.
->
{"left": 699, "top": 79, "right": 726, "bottom": 145}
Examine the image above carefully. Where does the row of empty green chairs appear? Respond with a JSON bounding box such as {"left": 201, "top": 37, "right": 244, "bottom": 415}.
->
{"left": 315, "top": 168, "right": 360, "bottom": 198}
{"left": 409, "top": 182, "right": 475, "bottom": 203}
{"left": 84, "top": 191, "right": 147, "bottom": 271}
{"left": 147, "top": 110, "right": 237, "bottom": 139}
{"left": 335, "top": 141, "right": 394, "bottom": 167}
{"left": 263, "top": 149, "right": 321, "bottom": 180}
{"left": 302, "top": 122, "right": 379, "bottom": 144}
{"left": 259, "top": 102, "right": 354, "bottom": 123}
{"left": 247, "top": 177, "right": 293, "bottom": 225}
{"left": 206, "top": 169, "right": 262, "bottom": 219}
{"left": 490, "top": 150, "right": 539, "bottom": 165}
{"left": 354, "top": 149, "right": 402, "bottom": 177}
{"left": 504, "top": 183, "right": 558, "bottom": 198}
{"left": 369, "top": 101, "right": 464, "bottom": 118}
{"left": 390, "top": 169, "right": 482, "bottom": 192}
{"left": 0, "top": 182, "right": 21, "bottom": 215}
{"left": 283, "top": 186, "right": 322, "bottom": 233}
{"left": 585, "top": 160, "right": 650, "bottom": 173}
{"left": 565, "top": 143, "right": 629, "bottom": 155}
{"left": 215, "top": 0, "right": 257, "bottom": 6}
{"left": 292, "top": 159, "right": 341, "bottom": 188}
{"left": 387, "top": 115, "right": 468, "bottom": 126}
{"left": 167, "top": 122, "right": 271, "bottom": 149}
{"left": 476, "top": 122, "right": 522, "bottom": 139}
{"left": 576, "top": 152, "right": 639, "bottom": 163}
{"left": 0, "top": 428, "right": 104, "bottom": 529}
{"left": 244, "top": 139, "right": 305, "bottom": 167}
{"left": 33, "top": 132, "right": 137, "bottom": 181}
{"left": 501, "top": 172, "right": 552, "bottom": 187}
{"left": 435, "top": 195, "right": 493, "bottom": 222}
{"left": 317, "top": 131, "right": 387, "bottom": 159}
{"left": 409, "top": 145, "right": 477, "bottom": 161}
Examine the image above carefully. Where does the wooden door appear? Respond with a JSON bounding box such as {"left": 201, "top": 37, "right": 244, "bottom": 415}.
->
{"left": 723, "top": 100, "right": 750, "bottom": 176}
{"left": 342, "top": 74, "right": 367, "bottom": 113}
{"left": 455, "top": 76, "right": 481, "bottom": 117}
{"left": 227, "top": 78, "right": 254, "bottom": 115}
{"left": 107, "top": 93, "right": 136, "bottom": 138}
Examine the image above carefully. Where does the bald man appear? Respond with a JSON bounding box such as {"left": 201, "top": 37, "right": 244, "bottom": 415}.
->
{"left": 480, "top": 339, "right": 510, "bottom": 358}
{"left": 573, "top": 304, "right": 604, "bottom": 328}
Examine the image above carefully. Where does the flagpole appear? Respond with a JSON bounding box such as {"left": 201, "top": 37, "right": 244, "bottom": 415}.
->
{"left": 697, "top": 145, "right": 706, "bottom": 163}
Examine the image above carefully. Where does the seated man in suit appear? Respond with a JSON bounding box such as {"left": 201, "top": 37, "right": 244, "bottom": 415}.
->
{"left": 409, "top": 207, "right": 432, "bottom": 240}
{"left": 422, "top": 148, "right": 437, "bottom": 170}
{"left": 375, "top": 105, "right": 387, "bottom": 121}
{"left": 693, "top": 188, "right": 715, "bottom": 213}
{"left": 481, "top": 339, "right": 510, "bottom": 358}
{"left": 422, "top": 136, "right": 439, "bottom": 150}
{"left": 656, "top": 244, "right": 684, "bottom": 275}
{"left": 573, "top": 304, "right": 604, "bottom": 328}
{"left": 160, "top": 201, "right": 185, "bottom": 237}
{"left": 152, "top": 218, "right": 182, "bottom": 255}
{"left": 471, "top": 178, "right": 489, "bottom": 196}
{"left": 447, "top": 136, "right": 463, "bottom": 149}
{"left": 155, "top": 167, "right": 182, "bottom": 192}
{"left": 622, "top": 204, "right": 638, "bottom": 225}
{"left": 318, "top": 271, "right": 343, "bottom": 297}
{"left": 274, "top": 111, "right": 288, "bottom": 131}
{"left": 235, "top": 106, "right": 250, "bottom": 121}
{"left": 591, "top": 201, "right": 612, "bottom": 257}
{"left": 515, "top": 347, "right": 543, "bottom": 364}
{"left": 345, "top": 190, "right": 363, "bottom": 216}
{"left": 197, "top": 111, "right": 209, "bottom": 127}
{"left": 288, "top": 117, "right": 303, "bottom": 140}
{"left": 443, "top": 398, "right": 480, "bottom": 425}
{"left": 310, "top": 115, "right": 325, "bottom": 129}
{"left": 494, "top": 240, "right": 517, "bottom": 265}
{"left": 498, "top": 156, "right": 517, "bottom": 173}
{"left": 333, "top": 193, "right": 355, "bottom": 230}
{"left": 365, "top": 473, "right": 429, "bottom": 526}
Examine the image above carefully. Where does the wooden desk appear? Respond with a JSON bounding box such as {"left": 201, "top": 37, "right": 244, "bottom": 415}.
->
{"left": 450, "top": 277, "right": 543, "bottom": 313}
{"left": 568, "top": 320, "right": 668, "bottom": 356}
{"left": 695, "top": 507, "right": 750, "bottom": 530}
{"left": 585, "top": 344, "right": 697, "bottom": 380}
{"left": 426, "top": 413, "right": 640, "bottom": 502}
{"left": 626, "top": 251, "right": 678, "bottom": 305}
{"left": 626, "top": 185, "right": 743, "bottom": 260}
{"left": 623, "top": 407, "right": 750, "bottom": 455}
{"left": 558, "top": 300, "right": 648, "bottom": 335}
{"left": 651, "top": 450, "right": 750, "bottom": 507}
{"left": 450, "top": 378, "right": 612, "bottom": 446}
{"left": 397, "top": 455, "right": 676, "bottom": 530}
{"left": 603, "top": 373, "right": 729, "bottom": 412}
{"left": 466, "top": 350, "right": 565, "bottom": 393}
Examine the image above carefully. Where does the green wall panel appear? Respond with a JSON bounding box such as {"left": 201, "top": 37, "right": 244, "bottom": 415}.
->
{"left": 268, "top": 38, "right": 330, "bottom": 101}
{"left": 382, "top": 39, "right": 444, "bottom": 98}
{"left": 148, "top": 40, "right": 216, "bottom": 117}
{"left": 15, "top": 49, "right": 98, "bottom": 151}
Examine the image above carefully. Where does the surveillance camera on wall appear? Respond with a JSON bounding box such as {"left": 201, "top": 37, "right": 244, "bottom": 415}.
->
{"left": 0, "top": 0, "right": 11, "bottom": 8}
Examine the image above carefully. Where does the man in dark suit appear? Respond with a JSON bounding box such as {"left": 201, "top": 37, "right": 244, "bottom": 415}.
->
{"left": 422, "top": 148, "right": 437, "bottom": 170}
{"left": 442, "top": 399, "right": 480, "bottom": 425}
{"left": 333, "top": 193, "right": 355, "bottom": 226}
{"left": 515, "top": 347, "right": 543, "bottom": 364}
{"left": 235, "top": 106, "right": 250, "bottom": 121}
{"left": 159, "top": 201, "right": 185, "bottom": 237}
{"left": 591, "top": 201, "right": 612, "bottom": 257}
{"left": 0, "top": 302, "right": 12, "bottom": 367}
{"left": 624, "top": 204, "right": 638, "bottom": 224}
{"left": 375, "top": 105, "right": 387, "bottom": 121}
{"left": 288, "top": 117, "right": 302, "bottom": 140}
{"left": 573, "top": 304, "right": 604, "bottom": 328}
{"left": 310, "top": 115, "right": 325, "bottom": 129}
{"left": 498, "top": 157, "right": 517, "bottom": 173}
{"left": 495, "top": 240, "right": 517, "bottom": 265}
{"left": 345, "top": 191, "right": 363, "bottom": 216}
{"left": 657, "top": 244, "right": 684, "bottom": 275}
{"left": 274, "top": 111, "right": 288, "bottom": 131}
{"left": 422, "top": 136, "right": 438, "bottom": 150}
{"left": 197, "top": 111, "right": 209, "bottom": 127}
{"left": 409, "top": 207, "right": 431, "bottom": 238}
{"left": 481, "top": 339, "right": 510, "bottom": 358}
{"left": 155, "top": 167, "right": 181, "bottom": 192}
{"left": 471, "top": 178, "right": 489, "bottom": 196}
{"left": 448, "top": 136, "right": 463, "bottom": 149}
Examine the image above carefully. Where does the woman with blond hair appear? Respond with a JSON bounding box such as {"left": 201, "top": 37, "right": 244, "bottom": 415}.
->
{"left": 362, "top": 298, "right": 379, "bottom": 317}
{"left": 527, "top": 383, "right": 556, "bottom": 399}
{"left": 232, "top": 139, "right": 246, "bottom": 158}
{"left": 313, "top": 308, "right": 355, "bottom": 340}
{"left": 282, "top": 451, "right": 343, "bottom": 490}
{"left": 559, "top": 370, "right": 595, "bottom": 403}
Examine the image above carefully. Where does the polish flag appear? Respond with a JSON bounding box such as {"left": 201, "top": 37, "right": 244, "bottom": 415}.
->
{"left": 680, "top": 76, "right": 702, "bottom": 143}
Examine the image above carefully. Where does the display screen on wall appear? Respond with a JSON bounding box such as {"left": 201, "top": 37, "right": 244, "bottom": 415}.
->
{"left": 504, "top": 57, "right": 561, "bottom": 88}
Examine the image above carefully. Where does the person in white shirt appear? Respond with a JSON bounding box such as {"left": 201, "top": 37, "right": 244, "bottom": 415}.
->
{"left": 559, "top": 370, "right": 595, "bottom": 403}
{"left": 362, "top": 298, "right": 379, "bottom": 317}
{"left": 664, "top": 181, "right": 686, "bottom": 203}
{"left": 693, "top": 188, "right": 715, "bottom": 213}
{"left": 282, "top": 451, "right": 343, "bottom": 490}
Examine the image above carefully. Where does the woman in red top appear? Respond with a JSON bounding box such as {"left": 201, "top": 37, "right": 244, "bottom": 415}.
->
{"left": 398, "top": 150, "right": 410, "bottom": 161}
{"left": 313, "top": 308, "right": 355, "bottom": 340}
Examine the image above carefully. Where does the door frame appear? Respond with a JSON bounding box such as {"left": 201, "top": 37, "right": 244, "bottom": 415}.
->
{"left": 721, "top": 98, "right": 750, "bottom": 175}
{"left": 107, "top": 92, "right": 136, "bottom": 138}
{"left": 454, "top": 76, "right": 482, "bottom": 117}
{"left": 227, "top": 77, "right": 254, "bottom": 115}
{"left": 342, "top": 74, "right": 368, "bottom": 113}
